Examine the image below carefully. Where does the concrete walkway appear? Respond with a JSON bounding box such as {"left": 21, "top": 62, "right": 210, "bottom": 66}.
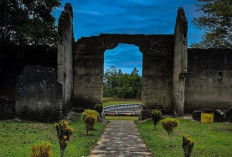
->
{"left": 89, "top": 120, "right": 152, "bottom": 157}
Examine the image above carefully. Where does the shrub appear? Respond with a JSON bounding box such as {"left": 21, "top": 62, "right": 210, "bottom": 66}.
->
{"left": 86, "top": 109, "right": 100, "bottom": 128}
{"left": 81, "top": 110, "right": 98, "bottom": 135}
{"left": 85, "top": 109, "right": 100, "bottom": 119}
{"left": 161, "top": 118, "right": 179, "bottom": 145}
{"left": 55, "top": 120, "right": 74, "bottom": 157}
{"left": 182, "top": 135, "right": 195, "bottom": 157}
{"left": 30, "top": 141, "right": 52, "bottom": 157}
{"left": 151, "top": 109, "right": 162, "bottom": 129}
{"left": 94, "top": 104, "right": 103, "bottom": 116}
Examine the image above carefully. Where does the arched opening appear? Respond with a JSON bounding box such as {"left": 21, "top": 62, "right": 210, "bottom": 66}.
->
{"left": 103, "top": 43, "right": 143, "bottom": 119}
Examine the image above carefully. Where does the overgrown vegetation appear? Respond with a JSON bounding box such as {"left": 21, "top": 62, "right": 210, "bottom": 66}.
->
{"left": 0, "top": 115, "right": 105, "bottom": 157}
{"left": 137, "top": 118, "right": 232, "bottom": 156}
{"left": 182, "top": 135, "right": 195, "bottom": 157}
{"left": 55, "top": 120, "right": 74, "bottom": 157}
{"left": 30, "top": 141, "right": 52, "bottom": 157}
{"left": 103, "top": 66, "right": 141, "bottom": 99}
{"left": 151, "top": 110, "right": 162, "bottom": 129}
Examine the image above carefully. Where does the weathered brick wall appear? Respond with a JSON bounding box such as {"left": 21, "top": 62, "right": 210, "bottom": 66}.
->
{"left": 0, "top": 44, "right": 57, "bottom": 99}
{"left": 172, "top": 7, "right": 188, "bottom": 115}
{"left": 0, "top": 98, "right": 15, "bottom": 119}
{"left": 0, "top": 44, "right": 57, "bottom": 119}
{"left": 185, "top": 48, "right": 232, "bottom": 112}
{"left": 15, "top": 66, "right": 63, "bottom": 121}
{"left": 74, "top": 34, "right": 174, "bottom": 112}
{"left": 57, "top": 3, "right": 74, "bottom": 111}
{"left": 141, "top": 35, "right": 173, "bottom": 112}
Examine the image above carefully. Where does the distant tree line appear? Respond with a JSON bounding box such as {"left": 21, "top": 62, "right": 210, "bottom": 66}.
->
{"left": 103, "top": 66, "right": 142, "bottom": 99}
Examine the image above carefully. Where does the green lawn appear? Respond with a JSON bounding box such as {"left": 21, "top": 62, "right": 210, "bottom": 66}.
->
{"left": 105, "top": 116, "right": 139, "bottom": 121}
{"left": 0, "top": 115, "right": 105, "bottom": 157}
{"left": 103, "top": 97, "right": 141, "bottom": 107}
{"left": 137, "top": 118, "right": 232, "bottom": 157}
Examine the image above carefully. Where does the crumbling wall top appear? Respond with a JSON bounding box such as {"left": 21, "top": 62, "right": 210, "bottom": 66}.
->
{"left": 175, "top": 7, "right": 188, "bottom": 34}
{"left": 58, "top": 3, "right": 73, "bottom": 39}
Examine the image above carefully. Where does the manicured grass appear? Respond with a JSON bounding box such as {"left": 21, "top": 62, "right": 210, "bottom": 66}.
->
{"left": 105, "top": 116, "right": 139, "bottom": 121}
{"left": 0, "top": 115, "right": 105, "bottom": 157}
{"left": 137, "top": 118, "right": 232, "bottom": 157}
{"left": 103, "top": 97, "right": 141, "bottom": 107}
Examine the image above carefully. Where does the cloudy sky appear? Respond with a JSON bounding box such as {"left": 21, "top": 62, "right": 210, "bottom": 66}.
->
{"left": 53, "top": 0, "right": 204, "bottom": 75}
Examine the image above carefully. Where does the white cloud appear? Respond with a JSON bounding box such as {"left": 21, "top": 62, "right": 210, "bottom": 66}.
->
{"left": 76, "top": 10, "right": 102, "bottom": 15}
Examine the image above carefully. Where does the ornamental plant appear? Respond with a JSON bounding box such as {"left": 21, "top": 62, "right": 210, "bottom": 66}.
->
{"left": 161, "top": 118, "right": 179, "bottom": 145}
{"left": 182, "top": 135, "right": 195, "bottom": 157}
{"left": 151, "top": 109, "right": 162, "bottom": 129}
{"left": 30, "top": 141, "right": 52, "bottom": 157}
{"left": 55, "top": 120, "right": 74, "bottom": 157}
{"left": 94, "top": 103, "right": 103, "bottom": 116}
{"left": 81, "top": 109, "right": 98, "bottom": 135}
{"left": 86, "top": 109, "right": 100, "bottom": 129}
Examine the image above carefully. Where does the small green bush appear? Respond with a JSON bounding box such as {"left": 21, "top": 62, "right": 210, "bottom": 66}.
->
{"left": 30, "top": 141, "right": 52, "bottom": 157}
{"left": 151, "top": 109, "right": 162, "bottom": 129}
{"left": 81, "top": 110, "right": 98, "bottom": 135}
{"left": 161, "top": 118, "right": 179, "bottom": 145}
{"left": 182, "top": 135, "right": 195, "bottom": 157}
{"left": 55, "top": 120, "right": 74, "bottom": 157}
{"left": 94, "top": 104, "right": 103, "bottom": 116}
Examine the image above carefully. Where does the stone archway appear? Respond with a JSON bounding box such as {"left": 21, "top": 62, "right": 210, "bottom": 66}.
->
{"left": 57, "top": 4, "right": 188, "bottom": 118}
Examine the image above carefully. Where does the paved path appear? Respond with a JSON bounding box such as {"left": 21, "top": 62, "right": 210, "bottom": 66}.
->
{"left": 89, "top": 120, "right": 152, "bottom": 157}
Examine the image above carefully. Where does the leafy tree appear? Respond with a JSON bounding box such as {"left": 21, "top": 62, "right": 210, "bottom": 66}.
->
{"left": 131, "top": 67, "right": 139, "bottom": 76}
{"left": 192, "top": 0, "right": 232, "bottom": 48}
{"left": 0, "top": 0, "right": 61, "bottom": 46}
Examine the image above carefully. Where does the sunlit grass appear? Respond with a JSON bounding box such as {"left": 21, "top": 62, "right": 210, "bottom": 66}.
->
{"left": 103, "top": 97, "right": 141, "bottom": 107}
{"left": 0, "top": 115, "right": 105, "bottom": 157}
{"left": 137, "top": 118, "right": 232, "bottom": 157}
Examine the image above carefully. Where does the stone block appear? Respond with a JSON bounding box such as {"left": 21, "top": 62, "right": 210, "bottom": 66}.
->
{"left": 0, "top": 98, "right": 15, "bottom": 119}
{"left": 15, "top": 66, "right": 63, "bottom": 121}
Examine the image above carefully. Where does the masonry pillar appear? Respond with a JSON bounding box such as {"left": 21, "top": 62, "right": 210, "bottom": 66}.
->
{"left": 73, "top": 45, "right": 104, "bottom": 108}
{"left": 172, "top": 7, "right": 188, "bottom": 115}
{"left": 57, "top": 3, "right": 74, "bottom": 111}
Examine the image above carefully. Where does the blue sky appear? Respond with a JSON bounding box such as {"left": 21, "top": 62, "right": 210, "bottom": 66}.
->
{"left": 53, "top": 0, "right": 204, "bottom": 75}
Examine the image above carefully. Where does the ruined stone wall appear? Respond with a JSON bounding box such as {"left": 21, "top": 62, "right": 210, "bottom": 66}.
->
{"left": 15, "top": 66, "right": 62, "bottom": 121}
{"left": 0, "top": 44, "right": 57, "bottom": 99}
{"left": 57, "top": 3, "right": 74, "bottom": 111}
{"left": 185, "top": 48, "right": 232, "bottom": 112}
{"left": 141, "top": 35, "right": 173, "bottom": 112}
{"left": 172, "top": 8, "right": 188, "bottom": 115}
{"left": 74, "top": 36, "right": 107, "bottom": 108}
{"left": 74, "top": 34, "right": 174, "bottom": 112}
